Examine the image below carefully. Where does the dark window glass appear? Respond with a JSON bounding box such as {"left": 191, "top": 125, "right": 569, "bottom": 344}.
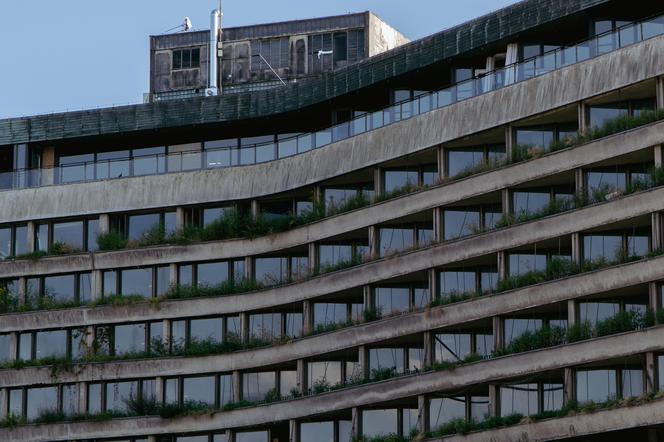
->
{"left": 183, "top": 376, "right": 215, "bottom": 405}
{"left": 314, "top": 303, "right": 348, "bottom": 326}
{"left": 36, "top": 223, "right": 48, "bottom": 252}
{"left": 583, "top": 235, "right": 623, "bottom": 261}
{"left": 35, "top": 330, "right": 67, "bottom": 359}
{"left": 504, "top": 318, "right": 543, "bottom": 344}
{"left": 27, "top": 386, "right": 57, "bottom": 421}
{"left": 440, "top": 271, "right": 476, "bottom": 298}
{"left": 88, "top": 383, "right": 102, "bottom": 414}
{"left": 190, "top": 318, "right": 222, "bottom": 343}
{"left": 369, "top": 348, "right": 405, "bottom": 373}
{"left": 579, "top": 302, "right": 620, "bottom": 325}
{"left": 379, "top": 228, "right": 414, "bottom": 256}
{"left": 375, "top": 287, "right": 410, "bottom": 315}
{"left": 362, "top": 409, "right": 398, "bottom": 437}
{"left": 576, "top": 369, "right": 616, "bottom": 403}
{"left": 121, "top": 268, "right": 153, "bottom": 298}
{"left": 0, "top": 227, "right": 10, "bottom": 258}
{"left": 508, "top": 254, "right": 547, "bottom": 276}
{"left": 255, "top": 257, "right": 288, "bottom": 285}
{"left": 447, "top": 150, "right": 484, "bottom": 177}
{"left": 44, "top": 274, "right": 76, "bottom": 303}
{"left": 197, "top": 261, "right": 229, "bottom": 287}
{"left": 87, "top": 218, "right": 99, "bottom": 252}
{"left": 156, "top": 265, "right": 170, "bottom": 296}
{"left": 105, "top": 381, "right": 138, "bottom": 412}
{"left": 53, "top": 221, "right": 84, "bottom": 251}
{"left": 435, "top": 333, "right": 471, "bottom": 362}
{"left": 513, "top": 191, "right": 550, "bottom": 214}
{"left": 444, "top": 210, "right": 480, "bottom": 240}
{"left": 127, "top": 213, "right": 161, "bottom": 242}
{"left": 114, "top": 323, "right": 146, "bottom": 355}
{"left": 588, "top": 104, "right": 628, "bottom": 129}
{"left": 173, "top": 50, "right": 182, "bottom": 69}
{"left": 103, "top": 270, "right": 117, "bottom": 295}
{"left": 242, "top": 372, "right": 276, "bottom": 402}
{"left": 0, "top": 334, "right": 11, "bottom": 362}
{"left": 14, "top": 225, "right": 28, "bottom": 255}
{"left": 429, "top": 397, "right": 466, "bottom": 427}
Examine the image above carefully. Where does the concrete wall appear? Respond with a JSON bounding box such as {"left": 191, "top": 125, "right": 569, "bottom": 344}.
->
{"left": 3, "top": 254, "right": 664, "bottom": 387}
{"left": 367, "top": 12, "right": 410, "bottom": 56}
{"left": 0, "top": 118, "right": 660, "bottom": 279}
{"left": 2, "top": 185, "right": 663, "bottom": 332}
{"left": 1, "top": 35, "right": 663, "bottom": 224}
{"left": 2, "top": 327, "right": 663, "bottom": 441}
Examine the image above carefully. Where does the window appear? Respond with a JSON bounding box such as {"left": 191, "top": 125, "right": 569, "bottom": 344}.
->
{"left": 369, "top": 348, "right": 405, "bottom": 374}
{"left": 308, "top": 361, "right": 342, "bottom": 392}
{"left": 173, "top": 48, "right": 201, "bottom": 70}
{"left": 35, "top": 219, "right": 98, "bottom": 253}
{"left": 236, "top": 431, "right": 269, "bottom": 442}
{"left": 579, "top": 302, "right": 620, "bottom": 326}
{"left": 104, "top": 265, "right": 170, "bottom": 299}
{"left": 500, "top": 384, "right": 538, "bottom": 416}
{"left": 105, "top": 381, "right": 139, "bottom": 412}
{"left": 168, "top": 316, "right": 236, "bottom": 352}
{"left": 183, "top": 376, "right": 216, "bottom": 405}
{"left": 319, "top": 241, "right": 368, "bottom": 269}
{"left": 504, "top": 318, "right": 543, "bottom": 345}
{"left": 588, "top": 99, "right": 655, "bottom": 129}
{"left": 300, "top": 422, "right": 334, "bottom": 442}
{"left": 439, "top": 269, "right": 498, "bottom": 299}
{"left": 251, "top": 37, "right": 289, "bottom": 71}
{"left": 508, "top": 253, "right": 547, "bottom": 276}
{"left": 443, "top": 210, "right": 481, "bottom": 240}
{"left": 362, "top": 409, "right": 398, "bottom": 438}
{"left": 242, "top": 371, "right": 276, "bottom": 402}
{"left": 26, "top": 386, "right": 58, "bottom": 421}
{"left": 27, "top": 272, "right": 91, "bottom": 305}
{"left": 249, "top": 313, "right": 282, "bottom": 342}
{"left": 178, "top": 260, "right": 244, "bottom": 288}
{"left": 446, "top": 145, "right": 506, "bottom": 177}
{"left": 576, "top": 369, "right": 617, "bottom": 403}
{"left": 429, "top": 396, "right": 466, "bottom": 428}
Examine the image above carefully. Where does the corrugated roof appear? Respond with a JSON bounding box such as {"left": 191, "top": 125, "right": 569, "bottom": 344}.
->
{"left": 0, "top": 0, "right": 609, "bottom": 145}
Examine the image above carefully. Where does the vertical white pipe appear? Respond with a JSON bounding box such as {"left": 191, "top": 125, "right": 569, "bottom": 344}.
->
{"left": 208, "top": 9, "right": 221, "bottom": 94}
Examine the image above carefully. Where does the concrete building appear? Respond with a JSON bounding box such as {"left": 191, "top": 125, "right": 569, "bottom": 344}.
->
{"left": 2, "top": 0, "right": 664, "bottom": 440}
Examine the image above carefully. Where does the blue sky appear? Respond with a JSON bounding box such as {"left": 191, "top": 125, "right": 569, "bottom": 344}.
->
{"left": 0, "top": 0, "right": 517, "bottom": 119}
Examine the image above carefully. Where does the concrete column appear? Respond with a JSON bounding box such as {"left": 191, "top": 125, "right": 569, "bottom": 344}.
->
{"left": 84, "top": 326, "right": 95, "bottom": 356}
{"left": 488, "top": 384, "right": 500, "bottom": 417}
{"left": 296, "top": 359, "right": 307, "bottom": 396}
{"left": 564, "top": 367, "right": 575, "bottom": 403}
{"left": 225, "top": 429, "right": 234, "bottom": 442}
{"left": 162, "top": 319, "right": 172, "bottom": 349}
{"left": 289, "top": 419, "right": 299, "bottom": 442}
{"left": 571, "top": 232, "right": 582, "bottom": 266}
{"left": 169, "top": 263, "right": 178, "bottom": 286}
{"left": 26, "top": 221, "right": 36, "bottom": 253}
{"left": 175, "top": 207, "right": 186, "bottom": 231}
{"left": 77, "top": 381, "right": 88, "bottom": 414}
{"left": 368, "top": 225, "right": 379, "bottom": 259}
{"left": 418, "top": 395, "right": 429, "bottom": 433}
{"left": 428, "top": 268, "right": 438, "bottom": 303}
{"left": 8, "top": 332, "right": 18, "bottom": 362}
{"left": 656, "top": 76, "right": 664, "bottom": 110}
{"left": 646, "top": 352, "right": 657, "bottom": 394}
{"left": 433, "top": 207, "right": 443, "bottom": 242}
{"left": 504, "top": 126, "right": 514, "bottom": 162}
{"left": 155, "top": 377, "right": 165, "bottom": 403}
{"left": 492, "top": 316, "right": 504, "bottom": 352}
{"left": 90, "top": 270, "right": 103, "bottom": 302}
{"left": 578, "top": 102, "right": 588, "bottom": 134}
{"left": 0, "top": 388, "right": 7, "bottom": 418}
{"left": 362, "top": 286, "right": 374, "bottom": 317}
{"left": 649, "top": 283, "right": 660, "bottom": 319}
{"left": 501, "top": 188, "right": 511, "bottom": 218}
{"left": 437, "top": 145, "right": 446, "bottom": 181}
{"left": 240, "top": 312, "right": 250, "bottom": 344}
{"left": 17, "top": 277, "right": 27, "bottom": 307}
{"left": 497, "top": 251, "right": 507, "bottom": 281}
{"left": 575, "top": 168, "right": 585, "bottom": 199}
{"left": 147, "top": 437, "right": 157, "bottom": 442}
{"left": 41, "top": 146, "right": 56, "bottom": 186}
{"left": 652, "top": 213, "right": 663, "bottom": 252}
{"left": 307, "top": 242, "right": 318, "bottom": 275}
{"left": 374, "top": 167, "right": 384, "bottom": 198}
{"left": 232, "top": 371, "right": 242, "bottom": 402}
{"left": 352, "top": 407, "right": 362, "bottom": 439}
{"left": 654, "top": 145, "right": 663, "bottom": 168}
{"left": 251, "top": 200, "right": 260, "bottom": 220}
{"left": 423, "top": 331, "right": 434, "bottom": 368}
{"left": 358, "top": 346, "right": 369, "bottom": 380}
{"left": 98, "top": 214, "right": 110, "bottom": 234}
{"left": 302, "top": 300, "right": 313, "bottom": 335}
{"left": 567, "top": 299, "right": 578, "bottom": 327}
{"left": 244, "top": 256, "right": 254, "bottom": 281}
{"left": 312, "top": 186, "right": 323, "bottom": 205}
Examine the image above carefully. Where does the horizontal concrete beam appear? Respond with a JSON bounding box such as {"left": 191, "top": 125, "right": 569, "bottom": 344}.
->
{"left": 2, "top": 118, "right": 663, "bottom": 279}
{"left": 0, "top": 36, "right": 663, "bottom": 224}
{"left": 430, "top": 399, "right": 664, "bottom": 442}
{"left": 1, "top": 185, "right": 663, "bottom": 332}
{"left": 4, "top": 326, "right": 664, "bottom": 442}
{"left": 4, "top": 255, "right": 664, "bottom": 387}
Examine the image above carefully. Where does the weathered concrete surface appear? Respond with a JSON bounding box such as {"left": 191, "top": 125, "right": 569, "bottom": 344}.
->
{"left": 3, "top": 255, "right": 664, "bottom": 387}
{"left": 1, "top": 118, "right": 662, "bottom": 279}
{"left": 430, "top": 399, "right": 664, "bottom": 441}
{"left": 2, "top": 327, "right": 663, "bottom": 441}
{"left": 1, "top": 186, "right": 663, "bottom": 332}
{"left": 0, "top": 35, "right": 663, "bottom": 224}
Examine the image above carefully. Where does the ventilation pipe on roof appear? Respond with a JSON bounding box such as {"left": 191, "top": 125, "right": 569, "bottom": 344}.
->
{"left": 207, "top": 9, "right": 222, "bottom": 96}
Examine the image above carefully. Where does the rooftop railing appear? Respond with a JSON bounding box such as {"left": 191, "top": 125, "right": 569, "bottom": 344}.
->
{"left": 2, "top": 15, "right": 664, "bottom": 192}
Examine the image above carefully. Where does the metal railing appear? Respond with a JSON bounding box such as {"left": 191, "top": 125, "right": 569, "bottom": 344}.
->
{"left": 2, "top": 14, "right": 664, "bottom": 192}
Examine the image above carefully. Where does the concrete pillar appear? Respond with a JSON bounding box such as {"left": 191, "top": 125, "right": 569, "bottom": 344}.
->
{"left": 433, "top": 207, "right": 443, "bottom": 242}
{"left": 578, "top": 102, "right": 588, "bottom": 134}
{"left": 162, "top": 319, "right": 172, "bottom": 350}
{"left": 646, "top": 352, "right": 657, "bottom": 394}
{"left": 374, "top": 167, "right": 384, "bottom": 198}
{"left": 649, "top": 282, "right": 660, "bottom": 317}
{"left": 232, "top": 371, "right": 242, "bottom": 402}
{"left": 358, "top": 346, "right": 369, "bottom": 380}
{"left": 368, "top": 225, "right": 379, "bottom": 259}
{"left": 84, "top": 326, "right": 95, "bottom": 356}
{"left": 652, "top": 213, "right": 662, "bottom": 253}
{"left": 77, "top": 382, "right": 88, "bottom": 414}
{"left": 98, "top": 214, "right": 110, "bottom": 234}
{"left": 296, "top": 359, "right": 307, "bottom": 396}
{"left": 90, "top": 270, "right": 103, "bottom": 302}
{"left": 501, "top": 189, "right": 511, "bottom": 218}
{"left": 567, "top": 299, "right": 578, "bottom": 327}
{"left": 251, "top": 200, "right": 260, "bottom": 220}
{"left": 571, "top": 232, "right": 582, "bottom": 266}
{"left": 302, "top": 300, "right": 313, "bottom": 335}
{"left": 244, "top": 256, "right": 254, "bottom": 281}
{"left": 488, "top": 384, "right": 500, "bottom": 417}
{"left": 656, "top": 76, "right": 664, "bottom": 111}
{"left": 362, "top": 286, "right": 374, "bottom": 317}
{"left": 418, "top": 395, "right": 428, "bottom": 433}
{"left": 175, "top": 207, "right": 186, "bottom": 231}
{"left": 307, "top": 242, "right": 318, "bottom": 275}
{"left": 497, "top": 251, "right": 507, "bottom": 281}
{"left": 655, "top": 145, "right": 663, "bottom": 168}
{"left": 437, "top": 145, "right": 446, "bottom": 181}
{"left": 352, "top": 407, "right": 362, "bottom": 439}
{"left": 8, "top": 332, "right": 18, "bottom": 362}
{"left": 17, "top": 277, "right": 27, "bottom": 307}
{"left": 225, "top": 429, "right": 234, "bottom": 442}
{"left": 564, "top": 367, "right": 575, "bottom": 403}
{"left": 0, "top": 388, "right": 7, "bottom": 418}
{"left": 240, "top": 312, "right": 250, "bottom": 344}
{"left": 289, "top": 419, "right": 299, "bottom": 442}
{"left": 504, "top": 126, "right": 514, "bottom": 162}
{"left": 575, "top": 168, "right": 585, "bottom": 200}
{"left": 41, "top": 146, "right": 56, "bottom": 186}
{"left": 147, "top": 437, "right": 157, "bottom": 442}
{"left": 26, "top": 221, "right": 36, "bottom": 253}
{"left": 492, "top": 317, "right": 504, "bottom": 352}
{"left": 423, "top": 331, "right": 434, "bottom": 368}
{"left": 428, "top": 268, "right": 438, "bottom": 303}
{"left": 169, "top": 263, "right": 178, "bottom": 286}
{"left": 155, "top": 377, "right": 165, "bottom": 403}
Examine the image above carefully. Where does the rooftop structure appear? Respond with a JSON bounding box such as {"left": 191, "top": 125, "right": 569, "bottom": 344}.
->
{"left": 2, "top": 0, "right": 664, "bottom": 441}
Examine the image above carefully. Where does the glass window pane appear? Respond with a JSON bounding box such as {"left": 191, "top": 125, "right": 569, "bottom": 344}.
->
{"left": 444, "top": 210, "right": 480, "bottom": 240}
{"left": 9, "top": 388, "right": 23, "bottom": 417}
{"left": 369, "top": 348, "right": 405, "bottom": 374}
{"left": 62, "top": 384, "right": 78, "bottom": 416}
{"left": 14, "top": 225, "right": 29, "bottom": 255}
{"left": 307, "top": 361, "right": 342, "bottom": 391}
{"left": 88, "top": 383, "right": 102, "bottom": 414}
{"left": 508, "top": 254, "right": 547, "bottom": 276}
{"left": 429, "top": 397, "right": 466, "bottom": 428}
{"left": 513, "top": 191, "right": 550, "bottom": 215}
{"left": 586, "top": 171, "right": 627, "bottom": 194}
{"left": 374, "top": 287, "right": 410, "bottom": 315}
{"left": 255, "top": 257, "right": 288, "bottom": 285}
{"left": 242, "top": 372, "right": 276, "bottom": 402}
{"left": 128, "top": 213, "right": 161, "bottom": 242}
{"left": 103, "top": 270, "right": 117, "bottom": 296}
{"left": 121, "top": 268, "right": 153, "bottom": 298}
{"left": 236, "top": 431, "right": 269, "bottom": 442}
{"left": 190, "top": 318, "right": 222, "bottom": 343}
{"left": 622, "top": 369, "right": 644, "bottom": 398}
{"left": 384, "top": 170, "right": 419, "bottom": 194}
{"left": 35, "top": 330, "right": 67, "bottom": 359}
{"left": 576, "top": 370, "right": 617, "bottom": 403}
{"left": 313, "top": 303, "right": 348, "bottom": 327}
{"left": 249, "top": 313, "right": 281, "bottom": 342}
{"left": 114, "top": 323, "right": 146, "bottom": 355}
{"left": 182, "top": 376, "right": 216, "bottom": 405}
{"left": 500, "top": 384, "right": 538, "bottom": 416}
{"left": 435, "top": 333, "right": 471, "bottom": 362}
{"left": 301, "top": 422, "right": 334, "bottom": 442}
{"left": 280, "top": 370, "right": 297, "bottom": 397}
{"left": 583, "top": 235, "right": 623, "bottom": 262}
{"left": 440, "top": 271, "right": 476, "bottom": 298}
{"left": 515, "top": 129, "right": 554, "bottom": 152}
{"left": 105, "top": 381, "right": 139, "bottom": 412}
{"left": 579, "top": 302, "right": 620, "bottom": 325}
{"left": 0, "top": 228, "right": 11, "bottom": 258}
{"left": 447, "top": 150, "right": 484, "bottom": 177}
{"left": 543, "top": 383, "right": 564, "bottom": 411}
{"left": 165, "top": 378, "right": 179, "bottom": 404}
{"left": 156, "top": 265, "right": 170, "bottom": 296}
{"left": 27, "top": 386, "right": 58, "bottom": 421}
{"left": 52, "top": 221, "right": 84, "bottom": 251}
{"left": 43, "top": 274, "right": 76, "bottom": 303}
{"left": 379, "top": 228, "right": 414, "bottom": 256}
{"left": 504, "top": 318, "right": 543, "bottom": 344}
{"left": 362, "top": 409, "right": 398, "bottom": 438}
{"left": 197, "top": 261, "right": 229, "bottom": 287}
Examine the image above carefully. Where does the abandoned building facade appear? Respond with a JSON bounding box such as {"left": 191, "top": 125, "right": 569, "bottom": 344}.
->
{"left": 2, "top": 0, "right": 664, "bottom": 440}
